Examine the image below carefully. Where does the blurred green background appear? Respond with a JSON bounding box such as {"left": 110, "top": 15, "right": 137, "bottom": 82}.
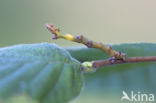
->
{"left": 0, "top": 0, "right": 156, "bottom": 48}
{"left": 0, "top": 0, "right": 156, "bottom": 103}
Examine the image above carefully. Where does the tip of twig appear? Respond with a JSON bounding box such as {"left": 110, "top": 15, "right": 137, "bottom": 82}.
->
{"left": 46, "top": 23, "right": 61, "bottom": 40}
{"left": 45, "top": 23, "right": 53, "bottom": 32}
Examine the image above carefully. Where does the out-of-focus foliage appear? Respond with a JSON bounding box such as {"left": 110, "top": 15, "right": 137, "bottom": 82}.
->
{"left": 0, "top": 43, "right": 155, "bottom": 103}
{"left": 0, "top": 43, "right": 83, "bottom": 103}
{"left": 68, "top": 43, "right": 156, "bottom": 103}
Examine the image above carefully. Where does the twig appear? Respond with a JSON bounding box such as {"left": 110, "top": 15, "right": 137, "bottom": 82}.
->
{"left": 92, "top": 56, "right": 156, "bottom": 68}
{"left": 46, "top": 23, "right": 156, "bottom": 73}
{"left": 46, "top": 23, "right": 126, "bottom": 60}
{"left": 80, "top": 56, "right": 156, "bottom": 72}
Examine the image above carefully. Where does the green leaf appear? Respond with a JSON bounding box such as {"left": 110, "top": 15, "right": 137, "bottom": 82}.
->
{"left": 0, "top": 43, "right": 83, "bottom": 103}
{"left": 68, "top": 43, "right": 156, "bottom": 103}
{"left": 68, "top": 43, "right": 156, "bottom": 61}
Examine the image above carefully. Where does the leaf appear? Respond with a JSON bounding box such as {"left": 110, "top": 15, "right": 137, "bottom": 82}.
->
{"left": 68, "top": 43, "right": 156, "bottom": 103}
{"left": 0, "top": 43, "right": 83, "bottom": 103}
{"left": 68, "top": 43, "right": 156, "bottom": 62}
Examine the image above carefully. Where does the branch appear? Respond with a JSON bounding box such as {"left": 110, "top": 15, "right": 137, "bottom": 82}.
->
{"left": 80, "top": 56, "right": 156, "bottom": 72}
{"left": 46, "top": 23, "right": 126, "bottom": 60}
{"left": 45, "top": 23, "right": 156, "bottom": 73}
{"left": 93, "top": 56, "right": 156, "bottom": 68}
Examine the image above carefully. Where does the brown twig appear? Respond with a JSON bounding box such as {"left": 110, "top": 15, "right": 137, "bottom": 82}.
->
{"left": 46, "top": 23, "right": 156, "bottom": 73}
{"left": 93, "top": 56, "right": 156, "bottom": 68}
{"left": 46, "top": 23, "right": 126, "bottom": 60}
